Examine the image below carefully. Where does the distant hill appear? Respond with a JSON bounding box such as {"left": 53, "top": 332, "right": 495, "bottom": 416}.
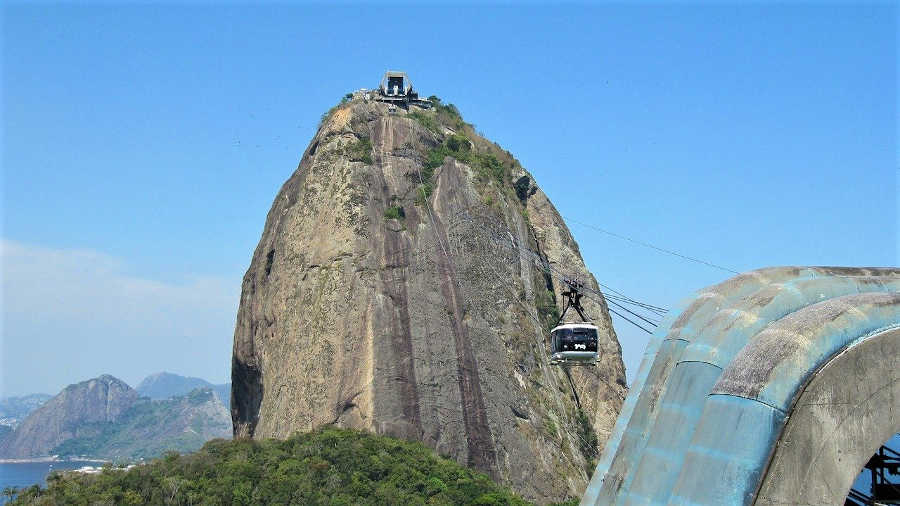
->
{"left": 136, "top": 372, "right": 211, "bottom": 399}
{"left": 0, "top": 393, "right": 52, "bottom": 429}
{"left": 52, "top": 388, "right": 231, "bottom": 460}
{"left": 0, "top": 375, "right": 231, "bottom": 460}
{"left": 0, "top": 375, "right": 137, "bottom": 458}
{"left": 136, "top": 372, "right": 230, "bottom": 410}
{"left": 211, "top": 383, "right": 231, "bottom": 410}
{"left": 8, "top": 427, "right": 575, "bottom": 505}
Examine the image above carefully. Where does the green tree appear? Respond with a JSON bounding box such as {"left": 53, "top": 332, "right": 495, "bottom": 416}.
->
{"left": 8, "top": 427, "right": 534, "bottom": 505}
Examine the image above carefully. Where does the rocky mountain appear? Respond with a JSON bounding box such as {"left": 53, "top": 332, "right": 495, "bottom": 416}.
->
{"left": 0, "top": 393, "right": 52, "bottom": 429}
{"left": 136, "top": 372, "right": 212, "bottom": 400}
{"left": 0, "top": 375, "right": 231, "bottom": 460}
{"left": 136, "top": 372, "right": 231, "bottom": 409}
{"left": 211, "top": 384, "right": 231, "bottom": 410}
{"left": 231, "top": 95, "right": 627, "bottom": 502}
{"left": 0, "top": 375, "right": 137, "bottom": 458}
{"left": 52, "top": 388, "right": 231, "bottom": 460}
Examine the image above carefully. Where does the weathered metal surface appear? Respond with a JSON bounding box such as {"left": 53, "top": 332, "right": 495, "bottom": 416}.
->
{"left": 713, "top": 292, "right": 900, "bottom": 409}
{"left": 755, "top": 327, "right": 900, "bottom": 505}
{"left": 583, "top": 269, "right": 788, "bottom": 505}
{"left": 669, "top": 394, "right": 786, "bottom": 505}
{"left": 626, "top": 361, "right": 723, "bottom": 504}
{"left": 582, "top": 267, "right": 900, "bottom": 506}
{"left": 586, "top": 337, "right": 686, "bottom": 504}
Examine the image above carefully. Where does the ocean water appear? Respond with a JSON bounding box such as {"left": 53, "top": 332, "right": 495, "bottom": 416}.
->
{"left": 0, "top": 461, "right": 105, "bottom": 504}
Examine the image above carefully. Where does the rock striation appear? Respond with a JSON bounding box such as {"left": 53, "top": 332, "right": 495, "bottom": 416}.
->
{"left": 231, "top": 97, "right": 627, "bottom": 502}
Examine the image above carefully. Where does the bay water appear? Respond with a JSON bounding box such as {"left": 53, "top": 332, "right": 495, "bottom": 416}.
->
{"left": 0, "top": 461, "right": 105, "bottom": 504}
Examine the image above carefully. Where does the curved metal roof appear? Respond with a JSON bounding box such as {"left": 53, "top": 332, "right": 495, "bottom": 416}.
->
{"left": 582, "top": 266, "right": 900, "bottom": 506}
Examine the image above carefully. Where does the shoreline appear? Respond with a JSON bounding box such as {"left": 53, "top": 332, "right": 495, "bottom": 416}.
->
{"left": 0, "top": 457, "right": 110, "bottom": 464}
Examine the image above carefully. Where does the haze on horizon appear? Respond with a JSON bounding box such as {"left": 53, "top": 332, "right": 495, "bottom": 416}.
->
{"left": 2, "top": 3, "right": 896, "bottom": 397}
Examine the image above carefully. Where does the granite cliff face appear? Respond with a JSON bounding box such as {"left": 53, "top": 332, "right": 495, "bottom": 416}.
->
{"left": 231, "top": 98, "right": 627, "bottom": 502}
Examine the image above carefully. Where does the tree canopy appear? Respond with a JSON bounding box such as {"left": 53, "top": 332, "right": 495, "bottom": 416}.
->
{"left": 8, "top": 427, "right": 579, "bottom": 505}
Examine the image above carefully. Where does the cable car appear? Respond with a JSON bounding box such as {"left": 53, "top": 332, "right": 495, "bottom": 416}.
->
{"left": 549, "top": 278, "right": 599, "bottom": 366}
{"left": 550, "top": 322, "right": 599, "bottom": 365}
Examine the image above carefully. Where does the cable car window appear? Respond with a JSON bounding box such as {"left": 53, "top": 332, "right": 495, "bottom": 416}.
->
{"left": 553, "top": 328, "right": 598, "bottom": 340}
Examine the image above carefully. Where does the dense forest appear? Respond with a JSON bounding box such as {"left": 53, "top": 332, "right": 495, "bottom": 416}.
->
{"left": 5, "top": 427, "right": 580, "bottom": 505}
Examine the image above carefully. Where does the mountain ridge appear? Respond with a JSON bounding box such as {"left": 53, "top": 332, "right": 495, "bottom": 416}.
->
{"left": 0, "top": 394, "right": 52, "bottom": 429}
{"left": 0, "top": 375, "right": 137, "bottom": 459}
{"left": 0, "top": 375, "right": 231, "bottom": 460}
{"left": 136, "top": 371, "right": 230, "bottom": 409}
{"left": 136, "top": 372, "right": 211, "bottom": 399}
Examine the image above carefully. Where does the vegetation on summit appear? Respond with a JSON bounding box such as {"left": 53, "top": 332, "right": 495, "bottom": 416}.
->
{"left": 320, "top": 91, "right": 539, "bottom": 216}
{"left": 406, "top": 96, "right": 529, "bottom": 212}
{"left": 6, "top": 427, "right": 580, "bottom": 505}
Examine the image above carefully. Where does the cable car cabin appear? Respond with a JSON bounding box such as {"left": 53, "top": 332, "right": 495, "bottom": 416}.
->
{"left": 550, "top": 323, "right": 599, "bottom": 365}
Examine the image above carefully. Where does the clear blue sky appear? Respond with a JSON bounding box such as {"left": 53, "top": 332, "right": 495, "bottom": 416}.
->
{"left": 2, "top": 3, "right": 896, "bottom": 396}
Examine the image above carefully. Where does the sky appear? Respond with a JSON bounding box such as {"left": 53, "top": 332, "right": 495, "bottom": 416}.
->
{"left": 1, "top": 2, "right": 896, "bottom": 397}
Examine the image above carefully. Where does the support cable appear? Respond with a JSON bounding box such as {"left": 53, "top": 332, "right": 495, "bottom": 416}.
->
{"left": 564, "top": 216, "right": 740, "bottom": 275}
{"left": 605, "top": 298, "right": 660, "bottom": 329}
{"left": 607, "top": 307, "right": 654, "bottom": 335}
{"left": 449, "top": 206, "right": 668, "bottom": 335}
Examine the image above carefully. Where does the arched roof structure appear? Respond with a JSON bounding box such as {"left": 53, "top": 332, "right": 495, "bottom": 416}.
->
{"left": 582, "top": 266, "right": 900, "bottom": 505}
